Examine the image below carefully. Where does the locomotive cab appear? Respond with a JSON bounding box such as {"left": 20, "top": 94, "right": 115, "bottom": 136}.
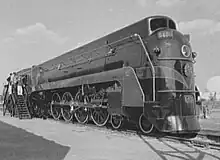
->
{"left": 149, "top": 17, "right": 177, "bottom": 34}
{"left": 141, "top": 16, "right": 201, "bottom": 133}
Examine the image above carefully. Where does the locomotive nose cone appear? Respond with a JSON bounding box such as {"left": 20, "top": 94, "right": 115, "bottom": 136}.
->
{"left": 167, "top": 116, "right": 183, "bottom": 131}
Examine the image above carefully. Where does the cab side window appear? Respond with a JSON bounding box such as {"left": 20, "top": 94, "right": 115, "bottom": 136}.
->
{"left": 169, "top": 20, "right": 176, "bottom": 30}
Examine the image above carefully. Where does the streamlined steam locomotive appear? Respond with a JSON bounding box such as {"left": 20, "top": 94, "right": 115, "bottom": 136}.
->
{"left": 7, "top": 15, "right": 201, "bottom": 134}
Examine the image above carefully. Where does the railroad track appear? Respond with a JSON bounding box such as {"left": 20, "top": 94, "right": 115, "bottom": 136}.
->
{"left": 41, "top": 116, "right": 220, "bottom": 151}
{"left": 162, "top": 135, "right": 220, "bottom": 151}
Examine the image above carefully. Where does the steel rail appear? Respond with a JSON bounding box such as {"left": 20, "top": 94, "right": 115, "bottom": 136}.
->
{"left": 162, "top": 135, "right": 220, "bottom": 150}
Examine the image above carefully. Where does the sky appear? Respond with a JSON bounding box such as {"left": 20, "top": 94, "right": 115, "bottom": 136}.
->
{"left": 0, "top": 0, "right": 220, "bottom": 93}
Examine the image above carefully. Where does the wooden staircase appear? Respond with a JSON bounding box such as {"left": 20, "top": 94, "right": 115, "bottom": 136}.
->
{"left": 15, "top": 95, "right": 31, "bottom": 119}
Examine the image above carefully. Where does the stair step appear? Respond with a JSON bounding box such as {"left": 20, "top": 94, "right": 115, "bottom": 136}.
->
{"left": 13, "top": 95, "right": 31, "bottom": 120}
{"left": 19, "top": 107, "right": 28, "bottom": 108}
{"left": 18, "top": 109, "right": 28, "bottom": 111}
{"left": 17, "top": 107, "right": 26, "bottom": 109}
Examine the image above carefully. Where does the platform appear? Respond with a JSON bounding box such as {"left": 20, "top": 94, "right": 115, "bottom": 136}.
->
{"left": 0, "top": 113, "right": 220, "bottom": 160}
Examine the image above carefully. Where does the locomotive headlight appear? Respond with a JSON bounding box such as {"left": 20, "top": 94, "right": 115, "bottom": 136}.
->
{"left": 184, "top": 95, "right": 194, "bottom": 103}
{"left": 153, "top": 46, "right": 161, "bottom": 55}
{"left": 183, "top": 63, "right": 193, "bottom": 77}
{"left": 181, "top": 45, "right": 191, "bottom": 57}
{"left": 192, "top": 52, "right": 197, "bottom": 59}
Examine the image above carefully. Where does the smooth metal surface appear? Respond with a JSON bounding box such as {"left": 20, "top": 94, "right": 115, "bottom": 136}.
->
{"left": 134, "top": 33, "right": 156, "bottom": 102}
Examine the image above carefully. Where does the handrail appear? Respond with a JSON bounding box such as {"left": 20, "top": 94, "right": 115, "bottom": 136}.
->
{"left": 18, "top": 70, "right": 31, "bottom": 75}
{"left": 3, "top": 85, "right": 9, "bottom": 106}
{"left": 60, "top": 35, "right": 135, "bottom": 70}
{"left": 33, "top": 35, "right": 136, "bottom": 72}
{"left": 133, "top": 33, "right": 156, "bottom": 102}
{"left": 158, "top": 90, "right": 197, "bottom": 93}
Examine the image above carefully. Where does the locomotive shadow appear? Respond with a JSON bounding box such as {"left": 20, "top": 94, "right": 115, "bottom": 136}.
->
{"left": 0, "top": 120, "right": 70, "bottom": 160}
{"left": 138, "top": 134, "right": 220, "bottom": 160}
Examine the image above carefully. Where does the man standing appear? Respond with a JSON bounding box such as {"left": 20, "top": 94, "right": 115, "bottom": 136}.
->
{"left": 17, "top": 77, "right": 23, "bottom": 96}
{"left": 203, "top": 104, "right": 208, "bottom": 119}
{"left": 7, "top": 73, "right": 12, "bottom": 83}
{"left": 11, "top": 72, "right": 17, "bottom": 95}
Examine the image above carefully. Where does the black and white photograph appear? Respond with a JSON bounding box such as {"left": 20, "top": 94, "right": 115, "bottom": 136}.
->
{"left": 0, "top": 0, "right": 220, "bottom": 159}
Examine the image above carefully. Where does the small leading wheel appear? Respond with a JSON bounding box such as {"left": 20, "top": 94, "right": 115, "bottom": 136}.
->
{"left": 139, "top": 113, "right": 154, "bottom": 134}
{"left": 50, "top": 93, "right": 61, "bottom": 120}
{"left": 61, "top": 92, "right": 73, "bottom": 122}
{"left": 111, "top": 114, "right": 124, "bottom": 130}
{"left": 91, "top": 107, "right": 109, "bottom": 127}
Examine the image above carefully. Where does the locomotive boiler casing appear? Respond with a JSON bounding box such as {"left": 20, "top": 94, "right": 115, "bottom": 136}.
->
{"left": 20, "top": 17, "right": 154, "bottom": 122}
{"left": 30, "top": 19, "right": 152, "bottom": 90}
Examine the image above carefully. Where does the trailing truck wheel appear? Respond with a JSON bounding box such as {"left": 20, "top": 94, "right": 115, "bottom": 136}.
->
{"left": 33, "top": 103, "right": 43, "bottom": 118}
{"left": 139, "top": 113, "right": 154, "bottom": 134}
{"left": 61, "top": 92, "right": 73, "bottom": 122}
{"left": 50, "top": 93, "right": 61, "bottom": 120}
{"left": 91, "top": 108, "right": 109, "bottom": 127}
{"left": 111, "top": 114, "right": 124, "bottom": 130}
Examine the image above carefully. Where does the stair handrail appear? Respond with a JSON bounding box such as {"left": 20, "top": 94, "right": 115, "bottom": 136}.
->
{"left": 12, "top": 92, "right": 19, "bottom": 117}
{"left": 2, "top": 84, "right": 9, "bottom": 107}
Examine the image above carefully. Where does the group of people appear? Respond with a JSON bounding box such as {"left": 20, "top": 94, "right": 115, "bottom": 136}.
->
{"left": 6, "top": 72, "right": 23, "bottom": 96}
